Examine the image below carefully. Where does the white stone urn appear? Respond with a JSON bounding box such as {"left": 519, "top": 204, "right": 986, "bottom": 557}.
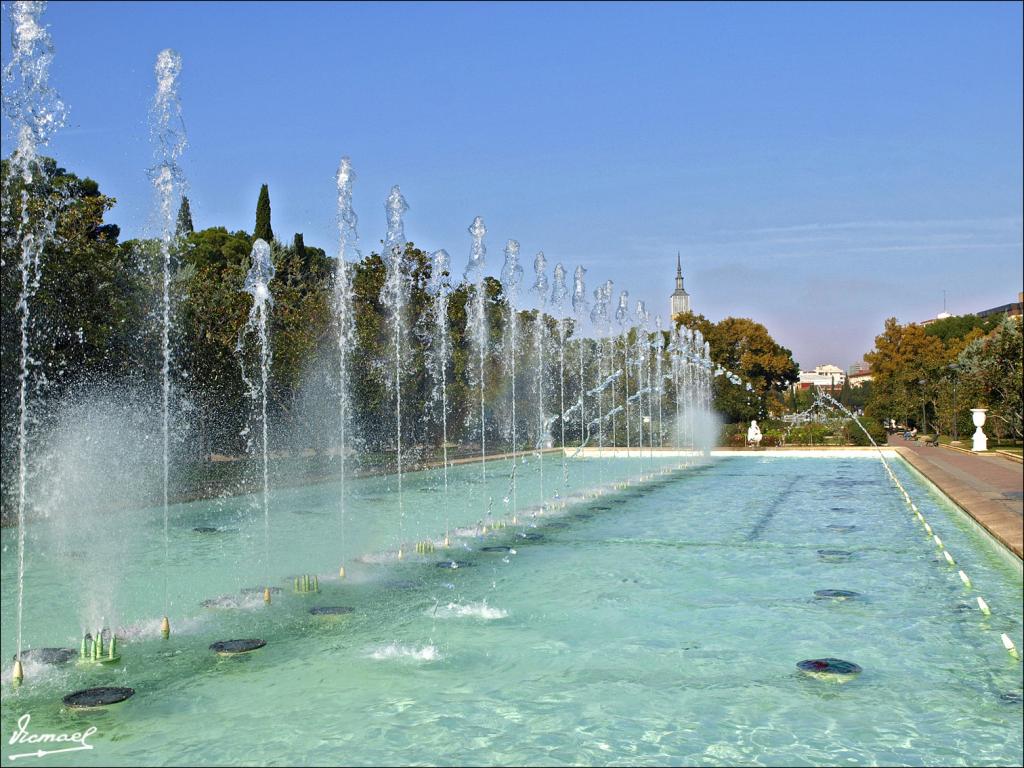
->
{"left": 970, "top": 408, "right": 988, "bottom": 452}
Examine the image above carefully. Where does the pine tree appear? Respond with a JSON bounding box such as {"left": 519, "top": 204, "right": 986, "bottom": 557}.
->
{"left": 294, "top": 232, "right": 306, "bottom": 262}
{"left": 254, "top": 184, "right": 273, "bottom": 242}
{"left": 175, "top": 196, "right": 194, "bottom": 237}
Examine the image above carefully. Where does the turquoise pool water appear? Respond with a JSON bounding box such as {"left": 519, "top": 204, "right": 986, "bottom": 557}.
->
{"left": 2, "top": 454, "right": 1022, "bottom": 766}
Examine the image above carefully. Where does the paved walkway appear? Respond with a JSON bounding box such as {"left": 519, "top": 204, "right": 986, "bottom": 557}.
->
{"left": 890, "top": 436, "right": 1023, "bottom": 560}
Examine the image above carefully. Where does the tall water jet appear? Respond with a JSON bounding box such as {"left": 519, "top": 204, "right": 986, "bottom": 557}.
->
{"left": 654, "top": 315, "right": 665, "bottom": 449}
{"left": 572, "top": 266, "right": 588, "bottom": 464}
{"left": 589, "top": 280, "right": 612, "bottom": 456}
{"left": 3, "top": 0, "right": 67, "bottom": 683}
{"left": 464, "top": 217, "right": 489, "bottom": 517}
{"left": 381, "top": 186, "right": 410, "bottom": 556}
{"left": 550, "top": 262, "right": 569, "bottom": 486}
{"left": 148, "top": 47, "right": 187, "bottom": 635}
{"left": 616, "top": 290, "right": 631, "bottom": 454}
{"left": 332, "top": 158, "right": 359, "bottom": 575}
{"left": 428, "top": 249, "right": 452, "bottom": 544}
{"left": 499, "top": 240, "right": 524, "bottom": 523}
{"left": 237, "top": 240, "right": 275, "bottom": 588}
{"left": 634, "top": 300, "right": 650, "bottom": 462}
{"left": 532, "top": 251, "right": 549, "bottom": 508}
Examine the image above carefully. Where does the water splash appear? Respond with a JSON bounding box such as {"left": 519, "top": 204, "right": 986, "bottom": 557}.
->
{"left": 237, "top": 239, "right": 275, "bottom": 581}
{"left": 3, "top": 0, "right": 67, "bottom": 667}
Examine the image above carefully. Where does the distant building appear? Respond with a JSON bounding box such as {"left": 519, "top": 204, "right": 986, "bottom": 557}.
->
{"left": 848, "top": 371, "right": 873, "bottom": 388}
{"left": 670, "top": 252, "right": 690, "bottom": 318}
{"left": 977, "top": 292, "right": 1023, "bottom": 319}
{"left": 795, "top": 364, "right": 846, "bottom": 391}
{"left": 921, "top": 292, "right": 1022, "bottom": 325}
{"left": 847, "top": 360, "right": 870, "bottom": 376}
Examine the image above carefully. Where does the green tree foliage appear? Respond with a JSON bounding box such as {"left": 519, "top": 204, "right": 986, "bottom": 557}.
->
{"left": 863, "top": 318, "right": 946, "bottom": 429}
{"left": 254, "top": 183, "right": 273, "bottom": 242}
{"left": 924, "top": 313, "right": 1004, "bottom": 345}
{"left": 955, "top": 317, "right": 1023, "bottom": 439}
{"left": 862, "top": 314, "right": 1022, "bottom": 440}
{"left": 175, "top": 195, "right": 194, "bottom": 237}
{"left": 674, "top": 311, "right": 799, "bottom": 422}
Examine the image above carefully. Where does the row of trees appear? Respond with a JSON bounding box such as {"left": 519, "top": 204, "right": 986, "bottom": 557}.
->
{"left": 1, "top": 157, "right": 801, "bottom": 511}
{"left": 863, "top": 313, "right": 1022, "bottom": 441}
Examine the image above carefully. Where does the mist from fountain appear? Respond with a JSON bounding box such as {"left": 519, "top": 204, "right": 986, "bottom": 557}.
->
{"left": 332, "top": 158, "right": 359, "bottom": 572}
{"left": 237, "top": 239, "right": 276, "bottom": 583}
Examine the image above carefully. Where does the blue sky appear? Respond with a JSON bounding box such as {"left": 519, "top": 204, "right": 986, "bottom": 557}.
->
{"left": 2, "top": 1, "right": 1021, "bottom": 368}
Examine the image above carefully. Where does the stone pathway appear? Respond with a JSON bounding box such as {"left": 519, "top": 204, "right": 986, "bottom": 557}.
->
{"left": 890, "top": 436, "right": 1023, "bottom": 559}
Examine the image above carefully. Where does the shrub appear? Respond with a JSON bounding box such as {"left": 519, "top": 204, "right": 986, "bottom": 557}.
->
{"left": 846, "top": 417, "right": 887, "bottom": 446}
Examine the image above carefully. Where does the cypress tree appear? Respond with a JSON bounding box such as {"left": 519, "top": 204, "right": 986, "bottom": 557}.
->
{"left": 254, "top": 184, "right": 273, "bottom": 242}
{"left": 293, "top": 232, "right": 306, "bottom": 262}
{"left": 175, "top": 196, "right": 194, "bottom": 237}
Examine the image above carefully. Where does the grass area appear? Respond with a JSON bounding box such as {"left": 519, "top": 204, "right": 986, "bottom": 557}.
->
{"left": 931, "top": 435, "right": 1023, "bottom": 455}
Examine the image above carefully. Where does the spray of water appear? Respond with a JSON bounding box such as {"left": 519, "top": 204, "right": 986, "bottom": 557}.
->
{"left": 654, "top": 315, "right": 665, "bottom": 449}
{"left": 589, "top": 280, "right": 612, "bottom": 457}
{"left": 532, "top": 251, "right": 549, "bottom": 508}
{"left": 428, "top": 249, "right": 452, "bottom": 542}
{"left": 381, "top": 185, "right": 410, "bottom": 555}
{"left": 500, "top": 240, "right": 523, "bottom": 522}
{"left": 464, "top": 217, "right": 489, "bottom": 519}
{"left": 551, "top": 262, "right": 569, "bottom": 486}
{"left": 615, "top": 290, "right": 631, "bottom": 454}
{"left": 572, "top": 266, "right": 588, "bottom": 473}
{"left": 238, "top": 239, "right": 275, "bottom": 583}
{"left": 3, "top": 0, "right": 67, "bottom": 669}
{"left": 147, "top": 47, "right": 187, "bottom": 624}
{"left": 333, "top": 158, "right": 359, "bottom": 570}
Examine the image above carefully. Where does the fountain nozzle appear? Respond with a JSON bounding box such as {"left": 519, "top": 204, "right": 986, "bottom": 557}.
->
{"left": 338, "top": 565, "right": 346, "bottom": 579}
{"left": 263, "top": 587, "right": 272, "bottom": 604}
{"left": 12, "top": 660, "right": 23, "bottom": 687}
{"left": 160, "top": 616, "right": 170, "bottom": 639}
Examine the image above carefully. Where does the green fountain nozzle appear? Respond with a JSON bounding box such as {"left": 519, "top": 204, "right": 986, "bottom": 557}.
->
{"left": 80, "top": 634, "right": 88, "bottom": 660}
{"left": 108, "top": 635, "right": 117, "bottom": 659}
